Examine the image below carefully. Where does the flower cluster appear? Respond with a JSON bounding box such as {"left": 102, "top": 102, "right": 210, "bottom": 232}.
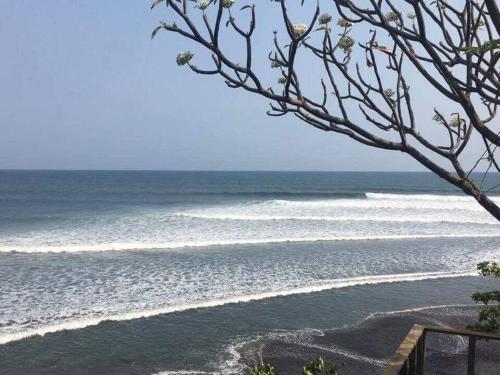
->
{"left": 432, "top": 114, "right": 443, "bottom": 123}
{"left": 407, "top": 12, "right": 416, "bottom": 20}
{"left": 278, "top": 76, "right": 287, "bottom": 85}
{"left": 319, "top": 13, "right": 332, "bottom": 26}
{"left": 383, "top": 89, "right": 395, "bottom": 98}
{"left": 338, "top": 35, "right": 354, "bottom": 53}
{"left": 222, "top": 0, "right": 235, "bottom": 9}
{"left": 176, "top": 51, "right": 194, "bottom": 66}
{"left": 449, "top": 117, "right": 465, "bottom": 127}
{"left": 337, "top": 18, "right": 352, "bottom": 28}
{"left": 432, "top": 113, "right": 465, "bottom": 128}
{"left": 385, "top": 11, "right": 400, "bottom": 23}
{"left": 292, "top": 23, "right": 307, "bottom": 37}
{"left": 197, "top": 0, "right": 210, "bottom": 11}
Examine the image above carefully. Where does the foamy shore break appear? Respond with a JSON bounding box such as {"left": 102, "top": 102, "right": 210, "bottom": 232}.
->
{"left": 0, "top": 271, "right": 475, "bottom": 345}
{"left": 1, "top": 234, "right": 499, "bottom": 253}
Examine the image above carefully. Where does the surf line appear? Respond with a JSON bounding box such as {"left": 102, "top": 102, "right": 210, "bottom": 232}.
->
{"left": 0, "top": 270, "right": 476, "bottom": 345}
{"left": 1, "top": 233, "right": 499, "bottom": 253}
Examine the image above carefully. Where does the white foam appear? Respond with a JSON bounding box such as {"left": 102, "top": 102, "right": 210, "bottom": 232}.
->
{"left": 226, "top": 193, "right": 500, "bottom": 217}
{"left": 176, "top": 213, "right": 496, "bottom": 225}
{"left": 0, "top": 270, "right": 476, "bottom": 345}
{"left": 2, "top": 192, "right": 498, "bottom": 254}
{"left": 266, "top": 197, "right": 489, "bottom": 211}
{"left": 1, "top": 233, "right": 498, "bottom": 253}
{"left": 365, "top": 192, "right": 480, "bottom": 201}
{"left": 364, "top": 304, "right": 478, "bottom": 321}
{"left": 303, "top": 342, "right": 386, "bottom": 367}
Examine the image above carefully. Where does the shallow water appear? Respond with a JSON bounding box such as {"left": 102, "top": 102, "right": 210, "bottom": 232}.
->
{"left": 1, "top": 277, "right": 498, "bottom": 375}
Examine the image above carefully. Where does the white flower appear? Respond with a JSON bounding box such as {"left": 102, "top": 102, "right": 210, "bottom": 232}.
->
{"left": 433, "top": 113, "right": 465, "bottom": 127}
{"left": 176, "top": 51, "right": 194, "bottom": 66}
{"left": 407, "top": 12, "right": 416, "bottom": 20}
{"left": 292, "top": 23, "right": 307, "bottom": 37}
{"left": 197, "top": 0, "right": 209, "bottom": 10}
{"left": 384, "top": 89, "right": 395, "bottom": 98}
{"left": 337, "top": 18, "right": 352, "bottom": 28}
{"left": 385, "top": 11, "right": 400, "bottom": 23}
{"left": 319, "top": 13, "right": 332, "bottom": 25}
{"left": 222, "top": 0, "right": 235, "bottom": 9}
{"left": 433, "top": 113, "right": 444, "bottom": 123}
{"left": 338, "top": 35, "right": 355, "bottom": 52}
{"left": 449, "top": 117, "right": 465, "bottom": 127}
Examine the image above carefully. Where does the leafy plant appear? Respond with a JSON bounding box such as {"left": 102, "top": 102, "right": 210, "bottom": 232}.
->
{"left": 477, "top": 261, "right": 500, "bottom": 277}
{"left": 248, "top": 357, "right": 340, "bottom": 375}
{"left": 302, "top": 357, "right": 339, "bottom": 375}
{"left": 249, "top": 362, "right": 275, "bottom": 375}
{"left": 460, "top": 38, "right": 500, "bottom": 55}
{"left": 468, "top": 262, "right": 500, "bottom": 332}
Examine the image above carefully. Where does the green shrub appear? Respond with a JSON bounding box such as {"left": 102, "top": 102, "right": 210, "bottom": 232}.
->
{"left": 302, "top": 357, "right": 339, "bottom": 375}
{"left": 248, "top": 362, "right": 275, "bottom": 375}
{"left": 248, "top": 357, "right": 340, "bottom": 375}
{"left": 468, "top": 261, "right": 500, "bottom": 332}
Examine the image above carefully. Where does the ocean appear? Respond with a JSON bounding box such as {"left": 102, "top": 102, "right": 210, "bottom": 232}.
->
{"left": 0, "top": 170, "right": 499, "bottom": 374}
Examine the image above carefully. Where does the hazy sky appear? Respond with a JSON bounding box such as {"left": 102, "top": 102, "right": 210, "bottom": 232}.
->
{"left": 0, "top": 1, "right": 487, "bottom": 171}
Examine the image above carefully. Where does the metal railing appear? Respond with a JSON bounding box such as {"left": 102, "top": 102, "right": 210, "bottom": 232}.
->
{"left": 384, "top": 325, "right": 500, "bottom": 375}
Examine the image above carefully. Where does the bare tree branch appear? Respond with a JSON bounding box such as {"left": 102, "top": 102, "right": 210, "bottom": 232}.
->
{"left": 152, "top": 0, "right": 500, "bottom": 221}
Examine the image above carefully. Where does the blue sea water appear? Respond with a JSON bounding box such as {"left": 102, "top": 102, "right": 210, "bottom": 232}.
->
{"left": 0, "top": 171, "right": 499, "bottom": 374}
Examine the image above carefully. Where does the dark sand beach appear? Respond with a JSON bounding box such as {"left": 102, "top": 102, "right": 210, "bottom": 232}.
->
{"left": 241, "top": 306, "right": 500, "bottom": 374}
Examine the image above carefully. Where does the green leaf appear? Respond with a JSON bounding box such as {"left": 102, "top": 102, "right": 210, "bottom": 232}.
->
{"left": 151, "top": 0, "right": 164, "bottom": 9}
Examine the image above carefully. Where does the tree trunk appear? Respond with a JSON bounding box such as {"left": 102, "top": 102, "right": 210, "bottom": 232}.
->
{"left": 461, "top": 179, "right": 500, "bottom": 221}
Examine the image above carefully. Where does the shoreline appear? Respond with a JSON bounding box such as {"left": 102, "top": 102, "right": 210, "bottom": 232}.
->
{"left": 239, "top": 305, "right": 500, "bottom": 374}
{"left": 0, "top": 272, "right": 477, "bottom": 346}
{"left": 1, "top": 276, "right": 499, "bottom": 375}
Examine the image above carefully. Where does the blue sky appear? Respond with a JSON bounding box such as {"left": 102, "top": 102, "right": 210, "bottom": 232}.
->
{"left": 0, "top": 1, "right": 484, "bottom": 171}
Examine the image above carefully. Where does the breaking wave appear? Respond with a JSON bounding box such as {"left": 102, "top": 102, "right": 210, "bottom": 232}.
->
{"left": 1, "top": 192, "right": 499, "bottom": 253}
{"left": 365, "top": 192, "right": 480, "bottom": 201}
{"left": 1, "top": 233, "right": 499, "bottom": 253}
{"left": 0, "top": 271, "right": 475, "bottom": 345}
{"left": 176, "top": 212, "right": 495, "bottom": 225}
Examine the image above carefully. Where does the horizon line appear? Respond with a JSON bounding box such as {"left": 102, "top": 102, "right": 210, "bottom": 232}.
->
{"left": 0, "top": 168, "right": 497, "bottom": 174}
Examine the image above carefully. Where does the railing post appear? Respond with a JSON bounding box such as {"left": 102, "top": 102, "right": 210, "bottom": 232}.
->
{"left": 416, "top": 332, "right": 426, "bottom": 375}
{"left": 468, "top": 336, "right": 476, "bottom": 375}
{"left": 408, "top": 348, "right": 416, "bottom": 374}
{"left": 386, "top": 325, "right": 500, "bottom": 374}
{"left": 400, "top": 360, "right": 409, "bottom": 375}
{"left": 385, "top": 325, "right": 425, "bottom": 375}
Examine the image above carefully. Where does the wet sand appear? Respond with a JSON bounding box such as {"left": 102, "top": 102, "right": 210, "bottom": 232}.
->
{"left": 238, "top": 306, "right": 500, "bottom": 374}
